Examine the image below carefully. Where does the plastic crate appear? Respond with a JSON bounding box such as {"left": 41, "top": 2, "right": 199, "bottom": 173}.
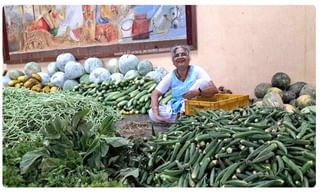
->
{"left": 185, "top": 94, "right": 249, "bottom": 115}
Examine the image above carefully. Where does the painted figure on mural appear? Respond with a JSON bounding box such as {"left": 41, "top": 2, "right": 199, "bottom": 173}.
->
{"left": 56, "top": 5, "right": 83, "bottom": 41}
{"left": 95, "top": 5, "right": 120, "bottom": 42}
{"left": 82, "top": 5, "right": 96, "bottom": 41}
{"left": 38, "top": 5, "right": 64, "bottom": 37}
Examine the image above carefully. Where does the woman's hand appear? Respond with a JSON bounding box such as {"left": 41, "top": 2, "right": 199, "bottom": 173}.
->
{"left": 182, "top": 90, "right": 199, "bottom": 100}
{"left": 154, "top": 113, "right": 169, "bottom": 123}
{"left": 151, "top": 89, "right": 169, "bottom": 122}
{"left": 218, "top": 86, "right": 232, "bottom": 94}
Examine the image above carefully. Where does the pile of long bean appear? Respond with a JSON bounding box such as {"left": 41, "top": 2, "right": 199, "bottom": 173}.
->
{"left": 2, "top": 87, "right": 122, "bottom": 148}
{"left": 136, "top": 106, "right": 316, "bottom": 187}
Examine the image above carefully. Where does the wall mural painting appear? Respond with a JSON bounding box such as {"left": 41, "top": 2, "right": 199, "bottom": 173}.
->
{"left": 4, "top": 5, "right": 187, "bottom": 53}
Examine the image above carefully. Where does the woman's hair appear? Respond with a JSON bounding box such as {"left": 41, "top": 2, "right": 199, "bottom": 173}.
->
{"left": 170, "top": 45, "right": 191, "bottom": 58}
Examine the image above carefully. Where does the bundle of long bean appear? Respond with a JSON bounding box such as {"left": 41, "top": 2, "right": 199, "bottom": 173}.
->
{"left": 2, "top": 87, "right": 122, "bottom": 148}
{"left": 135, "top": 106, "right": 316, "bottom": 187}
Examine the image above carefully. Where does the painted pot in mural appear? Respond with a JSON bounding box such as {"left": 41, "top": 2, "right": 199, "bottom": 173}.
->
{"left": 34, "top": 18, "right": 49, "bottom": 31}
{"left": 131, "top": 14, "right": 150, "bottom": 40}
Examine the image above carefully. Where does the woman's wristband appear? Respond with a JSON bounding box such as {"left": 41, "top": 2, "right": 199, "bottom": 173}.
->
{"left": 198, "top": 88, "right": 202, "bottom": 96}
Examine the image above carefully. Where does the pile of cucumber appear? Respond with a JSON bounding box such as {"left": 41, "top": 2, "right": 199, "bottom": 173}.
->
{"left": 135, "top": 105, "right": 315, "bottom": 187}
{"left": 73, "top": 76, "right": 172, "bottom": 114}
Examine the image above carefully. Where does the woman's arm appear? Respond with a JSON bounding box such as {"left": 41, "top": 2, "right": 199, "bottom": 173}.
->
{"left": 151, "top": 89, "right": 169, "bottom": 122}
{"left": 200, "top": 81, "right": 219, "bottom": 97}
{"left": 182, "top": 81, "right": 218, "bottom": 99}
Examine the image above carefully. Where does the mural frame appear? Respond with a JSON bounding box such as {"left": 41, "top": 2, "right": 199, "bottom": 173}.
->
{"left": 2, "top": 5, "right": 197, "bottom": 64}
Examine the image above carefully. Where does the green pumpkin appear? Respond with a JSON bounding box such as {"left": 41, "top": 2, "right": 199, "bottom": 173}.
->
{"left": 299, "top": 84, "right": 316, "bottom": 99}
{"left": 288, "top": 81, "right": 306, "bottom": 96}
{"left": 282, "top": 90, "right": 296, "bottom": 104}
{"left": 296, "top": 95, "right": 315, "bottom": 109}
{"left": 271, "top": 72, "right": 291, "bottom": 90}
{"left": 267, "top": 87, "right": 283, "bottom": 98}
{"left": 254, "top": 82, "right": 272, "bottom": 98}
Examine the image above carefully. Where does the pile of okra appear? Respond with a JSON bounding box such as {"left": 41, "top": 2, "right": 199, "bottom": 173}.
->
{"left": 136, "top": 106, "right": 316, "bottom": 187}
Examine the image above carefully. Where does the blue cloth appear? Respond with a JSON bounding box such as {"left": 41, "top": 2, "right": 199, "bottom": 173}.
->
{"left": 170, "top": 65, "right": 196, "bottom": 114}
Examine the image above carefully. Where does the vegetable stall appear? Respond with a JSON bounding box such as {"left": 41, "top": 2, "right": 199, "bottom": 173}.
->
{"left": 2, "top": 52, "right": 316, "bottom": 187}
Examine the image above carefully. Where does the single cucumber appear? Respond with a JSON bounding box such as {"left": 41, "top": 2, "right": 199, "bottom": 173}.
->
{"left": 135, "top": 90, "right": 148, "bottom": 100}
{"left": 117, "top": 100, "right": 128, "bottom": 108}
{"left": 129, "top": 89, "right": 140, "bottom": 98}
{"left": 147, "top": 83, "right": 157, "bottom": 93}
{"left": 115, "top": 95, "right": 130, "bottom": 103}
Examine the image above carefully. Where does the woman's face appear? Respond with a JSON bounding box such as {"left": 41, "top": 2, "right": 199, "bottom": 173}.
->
{"left": 173, "top": 47, "right": 190, "bottom": 70}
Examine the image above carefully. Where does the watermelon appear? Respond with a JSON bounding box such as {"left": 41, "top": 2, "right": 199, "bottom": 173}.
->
{"left": 63, "top": 79, "right": 79, "bottom": 91}
{"left": 24, "top": 62, "right": 42, "bottom": 77}
{"left": 106, "top": 58, "right": 120, "bottom": 74}
{"left": 2, "top": 76, "right": 11, "bottom": 87}
{"left": 7, "top": 69, "right": 24, "bottom": 80}
{"left": 89, "top": 68, "right": 111, "bottom": 84}
{"left": 56, "top": 53, "right": 76, "bottom": 72}
{"left": 65, "top": 61, "right": 85, "bottom": 80}
{"left": 146, "top": 71, "right": 163, "bottom": 83}
{"left": 47, "top": 62, "right": 59, "bottom": 76}
{"left": 79, "top": 74, "right": 90, "bottom": 84}
{"left": 50, "top": 72, "right": 67, "bottom": 88}
{"left": 118, "top": 54, "right": 139, "bottom": 74}
{"left": 124, "top": 70, "right": 140, "bottom": 80}
{"left": 84, "top": 57, "right": 104, "bottom": 73}
{"left": 110, "top": 73, "right": 124, "bottom": 82}
{"left": 137, "top": 60, "right": 153, "bottom": 75}
{"left": 37, "top": 72, "right": 51, "bottom": 85}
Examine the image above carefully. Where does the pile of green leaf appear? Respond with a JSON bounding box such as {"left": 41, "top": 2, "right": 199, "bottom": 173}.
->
{"left": 2, "top": 87, "right": 122, "bottom": 148}
{"left": 3, "top": 110, "right": 133, "bottom": 187}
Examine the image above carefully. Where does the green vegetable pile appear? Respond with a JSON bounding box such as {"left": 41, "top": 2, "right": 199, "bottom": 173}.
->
{"left": 73, "top": 76, "right": 171, "bottom": 115}
{"left": 2, "top": 87, "right": 121, "bottom": 148}
{"left": 3, "top": 110, "right": 132, "bottom": 187}
{"left": 134, "top": 106, "right": 316, "bottom": 187}
{"left": 3, "top": 86, "right": 316, "bottom": 188}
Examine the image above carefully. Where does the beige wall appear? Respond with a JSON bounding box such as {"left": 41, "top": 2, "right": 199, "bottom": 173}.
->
{"left": 3, "top": 5, "right": 316, "bottom": 98}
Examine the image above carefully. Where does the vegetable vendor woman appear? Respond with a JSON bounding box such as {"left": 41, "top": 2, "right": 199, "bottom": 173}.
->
{"left": 149, "top": 45, "right": 219, "bottom": 123}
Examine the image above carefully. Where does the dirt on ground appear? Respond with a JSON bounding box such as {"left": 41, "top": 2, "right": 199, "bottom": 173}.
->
{"left": 118, "top": 121, "right": 149, "bottom": 138}
{"left": 115, "top": 114, "right": 171, "bottom": 138}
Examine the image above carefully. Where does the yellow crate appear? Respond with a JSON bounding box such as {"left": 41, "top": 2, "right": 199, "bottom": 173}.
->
{"left": 185, "top": 94, "right": 249, "bottom": 115}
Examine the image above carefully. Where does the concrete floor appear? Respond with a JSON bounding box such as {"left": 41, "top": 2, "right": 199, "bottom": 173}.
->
{"left": 115, "top": 114, "right": 171, "bottom": 137}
